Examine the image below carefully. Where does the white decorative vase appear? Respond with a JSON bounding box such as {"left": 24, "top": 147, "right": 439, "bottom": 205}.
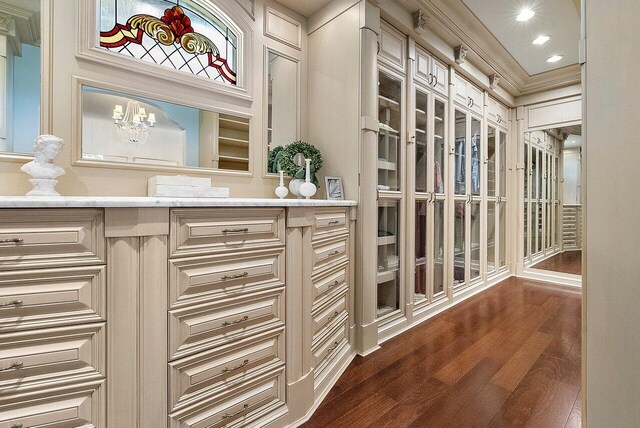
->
{"left": 299, "top": 159, "right": 317, "bottom": 199}
{"left": 275, "top": 170, "right": 289, "bottom": 199}
{"left": 21, "top": 135, "right": 66, "bottom": 197}
{"left": 289, "top": 178, "right": 305, "bottom": 199}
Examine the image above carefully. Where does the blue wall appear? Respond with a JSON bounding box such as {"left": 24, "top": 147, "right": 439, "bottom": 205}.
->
{"left": 12, "top": 44, "right": 41, "bottom": 153}
{"left": 152, "top": 100, "right": 200, "bottom": 166}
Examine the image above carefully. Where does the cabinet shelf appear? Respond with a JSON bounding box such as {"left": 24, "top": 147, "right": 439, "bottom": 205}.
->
{"left": 218, "top": 116, "right": 250, "bottom": 132}
{"left": 377, "top": 235, "right": 396, "bottom": 246}
{"left": 377, "top": 160, "right": 397, "bottom": 171}
{"left": 218, "top": 136, "right": 249, "bottom": 147}
{"left": 219, "top": 155, "right": 249, "bottom": 163}
{"left": 379, "top": 95, "right": 401, "bottom": 110}
{"left": 376, "top": 305, "right": 396, "bottom": 318}
{"left": 377, "top": 269, "right": 399, "bottom": 284}
{"left": 435, "top": 116, "right": 444, "bottom": 122}
{"left": 379, "top": 123, "right": 399, "bottom": 134}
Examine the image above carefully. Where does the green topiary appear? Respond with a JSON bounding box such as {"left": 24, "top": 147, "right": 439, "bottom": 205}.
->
{"left": 267, "top": 141, "right": 323, "bottom": 186}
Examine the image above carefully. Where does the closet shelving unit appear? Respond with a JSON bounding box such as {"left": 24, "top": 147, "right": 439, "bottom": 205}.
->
{"left": 218, "top": 114, "right": 249, "bottom": 171}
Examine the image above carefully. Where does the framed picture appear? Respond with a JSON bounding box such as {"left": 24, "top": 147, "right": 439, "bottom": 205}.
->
{"left": 324, "top": 176, "right": 344, "bottom": 200}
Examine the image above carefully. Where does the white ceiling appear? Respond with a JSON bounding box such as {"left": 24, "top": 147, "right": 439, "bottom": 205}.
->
{"left": 276, "top": 0, "right": 333, "bottom": 17}
{"left": 461, "top": 0, "right": 580, "bottom": 75}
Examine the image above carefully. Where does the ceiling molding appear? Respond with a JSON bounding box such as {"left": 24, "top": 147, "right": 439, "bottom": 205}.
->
{"left": 382, "top": 0, "right": 581, "bottom": 97}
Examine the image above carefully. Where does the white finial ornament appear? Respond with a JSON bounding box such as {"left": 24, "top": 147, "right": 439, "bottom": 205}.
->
{"left": 299, "top": 158, "right": 317, "bottom": 199}
{"left": 21, "top": 135, "right": 66, "bottom": 197}
{"left": 275, "top": 170, "right": 289, "bottom": 199}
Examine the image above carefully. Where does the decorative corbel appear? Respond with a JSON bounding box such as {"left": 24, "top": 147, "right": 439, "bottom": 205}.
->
{"left": 489, "top": 73, "right": 500, "bottom": 90}
{"left": 454, "top": 45, "right": 468, "bottom": 64}
{"left": 0, "top": 13, "right": 20, "bottom": 57}
{"left": 412, "top": 9, "right": 429, "bottom": 34}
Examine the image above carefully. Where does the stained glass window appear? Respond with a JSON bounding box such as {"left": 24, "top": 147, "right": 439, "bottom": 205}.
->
{"left": 99, "top": 0, "right": 238, "bottom": 84}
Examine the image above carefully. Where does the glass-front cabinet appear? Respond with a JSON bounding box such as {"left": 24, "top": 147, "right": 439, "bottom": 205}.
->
{"left": 377, "top": 65, "right": 404, "bottom": 320}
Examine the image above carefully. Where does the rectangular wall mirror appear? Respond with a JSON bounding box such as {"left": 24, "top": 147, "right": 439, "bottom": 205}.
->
{"left": 81, "top": 85, "right": 250, "bottom": 171}
{"left": 266, "top": 50, "right": 298, "bottom": 167}
{"left": 0, "top": 0, "right": 41, "bottom": 155}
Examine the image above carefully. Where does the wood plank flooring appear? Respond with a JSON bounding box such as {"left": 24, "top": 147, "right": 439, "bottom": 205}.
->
{"left": 302, "top": 277, "right": 582, "bottom": 428}
{"left": 531, "top": 251, "right": 582, "bottom": 275}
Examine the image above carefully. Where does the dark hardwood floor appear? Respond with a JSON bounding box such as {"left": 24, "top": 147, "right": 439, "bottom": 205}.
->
{"left": 302, "top": 277, "right": 582, "bottom": 428}
{"left": 531, "top": 251, "right": 582, "bottom": 275}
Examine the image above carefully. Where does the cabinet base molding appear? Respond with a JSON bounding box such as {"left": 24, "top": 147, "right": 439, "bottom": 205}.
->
{"left": 354, "top": 320, "right": 380, "bottom": 356}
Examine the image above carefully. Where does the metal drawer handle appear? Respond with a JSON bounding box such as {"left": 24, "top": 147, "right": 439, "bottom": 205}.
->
{"left": 221, "top": 272, "right": 249, "bottom": 280}
{"left": 222, "top": 228, "right": 249, "bottom": 234}
{"left": 221, "top": 359, "right": 250, "bottom": 373}
{"left": 0, "top": 238, "right": 23, "bottom": 245}
{"left": 328, "top": 220, "right": 340, "bottom": 225}
{"left": 327, "top": 311, "right": 340, "bottom": 322}
{"left": 0, "top": 361, "right": 23, "bottom": 372}
{"left": 222, "top": 404, "right": 249, "bottom": 419}
{"left": 221, "top": 315, "right": 249, "bottom": 327}
{"left": 329, "top": 280, "right": 340, "bottom": 288}
{"left": 10, "top": 424, "right": 23, "bottom": 428}
{"left": 326, "top": 341, "right": 340, "bottom": 356}
{"left": 328, "top": 250, "right": 340, "bottom": 257}
{"left": 0, "top": 300, "right": 23, "bottom": 308}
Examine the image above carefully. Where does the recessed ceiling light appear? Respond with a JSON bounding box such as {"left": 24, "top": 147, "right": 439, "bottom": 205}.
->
{"left": 516, "top": 8, "right": 535, "bottom": 21}
{"left": 532, "top": 35, "right": 550, "bottom": 45}
{"left": 547, "top": 55, "right": 563, "bottom": 63}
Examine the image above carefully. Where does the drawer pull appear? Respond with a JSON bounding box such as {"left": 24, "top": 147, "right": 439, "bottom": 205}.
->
{"left": 222, "top": 403, "right": 249, "bottom": 419}
{"left": 222, "top": 228, "right": 249, "bottom": 234}
{"left": 11, "top": 424, "right": 23, "bottom": 428}
{"left": 328, "top": 250, "right": 340, "bottom": 257}
{"left": 0, "top": 238, "right": 23, "bottom": 245}
{"left": 328, "top": 220, "right": 340, "bottom": 225}
{"left": 221, "top": 359, "right": 250, "bottom": 373}
{"left": 221, "top": 272, "right": 249, "bottom": 280}
{"left": 329, "top": 280, "right": 340, "bottom": 288}
{"left": 327, "top": 310, "right": 340, "bottom": 322}
{"left": 0, "top": 300, "right": 23, "bottom": 308}
{"left": 221, "top": 315, "right": 249, "bottom": 327}
{"left": 326, "top": 341, "right": 340, "bottom": 357}
{"left": 0, "top": 361, "right": 24, "bottom": 372}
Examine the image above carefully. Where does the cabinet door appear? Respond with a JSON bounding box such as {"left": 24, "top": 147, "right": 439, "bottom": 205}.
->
{"left": 432, "top": 58, "right": 448, "bottom": 96}
{"left": 377, "top": 201, "right": 401, "bottom": 319}
{"left": 378, "top": 23, "right": 406, "bottom": 72}
{"left": 378, "top": 70, "right": 403, "bottom": 192}
{"left": 453, "top": 75, "right": 469, "bottom": 108}
{"left": 469, "top": 84, "right": 484, "bottom": 115}
{"left": 415, "top": 89, "right": 429, "bottom": 193}
{"left": 414, "top": 48, "right": 432, "bottom": 87}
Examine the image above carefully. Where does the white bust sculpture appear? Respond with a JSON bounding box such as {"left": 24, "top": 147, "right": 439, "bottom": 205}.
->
{"left": 21, "top": 135, "right": 66, "bottom": 196}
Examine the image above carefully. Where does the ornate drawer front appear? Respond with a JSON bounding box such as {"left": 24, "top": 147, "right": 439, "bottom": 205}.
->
{"left": 169, "top": 288, "right": 285, "bottom": 361}
{"left": 169, "top": 249, "right": 284, "bottom": 308}
{"left": 0, "top": 267, "right": 105, "bottom": 333}
{"left": 311, "top": 263, "right": 348, "bottom": 308}
{"left": 169, "top": 367, "right": 286, "bottom": 428}
{"left": 169, "top": 328, "right": 284, "bottom": 412}
{"left": 0, "top": 324, "right": 105, "bottom": 395}
{"left": 0, "top": 380, "right": 104, "bottom": 427}
{"left": 170, "top": 209, "right": 285, "bottom": 258}
{"left": 312, "top": 237, "right": 348, "bottom": 274}
{"left": 0, "top": 209, "right": 105, "bottom": 270}
{"left": 312, "top": 318, "right": 349, "bottom": 374}
{"left": 312, "top": 290, "right": 348, "bottom": 341}
{"left": 311, "top": 209, "right": 348, "bottom": 241}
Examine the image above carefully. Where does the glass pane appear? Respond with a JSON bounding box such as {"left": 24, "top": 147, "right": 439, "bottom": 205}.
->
{"left": 537, "top": 150, "right": 543, "bottom": 201}
{"left": 81, "top": 85, "right": 249, "bottom": 171}
{"left": 530, "top": 203, "right": 536, "bottom": 256}
{"left": 531, "top": 148, "right": 538, "bottom": 199}
{"left": 471, "top": 118, "right": 481, "bottom": 196}
{"left": 488, "top": 202, "right": 496, "bottom": 272}
{"left": 555, "top": 155, "right": 560, "bottom": 201}
{"left": 0, "top": 0, "right": 42, "bottom": 155}
{"left": 470, "top": 201, "right": 481, "bottom": 280}
{"left": 546, "top": 203, "right": 552, "bottom": 250}
{"left": 524, "top": 202, "right": 529, "bottom": 259}
{"left": 415, "top": 91, "right": 429, "bottom": 193}
{"left": 499, "top": 202, "right": 506, "bottom": 267}
{"left": 454, "top": 201, "right": 466, "bottom": 286}
{"left": 524, "top": 142, "right": 529, "bottom": 199}
{"left": 499, "top": 131, "right": 507, "bottom": 197}
{"left": 415, "top": 201, "right": 427, "bottom": 302}
{"left": 454, "top": 110, "right": 466, "bottom": 195}
{"left": 378, "top": 71, "right": 402, "bottom": 191}
{"left": 434, "top": 200, "right": 445, "bottom": 296}
{"left": 99, "top": 0, "right": 238, "bottom": 84}
{"left": 537, "top": 202, "right": 543, "bottom": 253}
{"left": 488, "top": 127, "right": 497, "bottom": 197}
{"left": 378, "top": 201, "right": 400, "bottom": 317}
{"left": 434, "top": 99, "right": 446, "bottom": 194}
{"left": 267, "top": 51, "right": 298, "bottom": 162}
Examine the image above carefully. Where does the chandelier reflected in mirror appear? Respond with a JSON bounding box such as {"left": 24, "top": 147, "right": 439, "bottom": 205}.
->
{"left": 112, "top": 101, "right": 156, "bottom": 144}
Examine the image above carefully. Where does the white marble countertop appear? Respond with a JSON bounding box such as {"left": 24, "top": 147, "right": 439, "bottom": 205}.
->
{"left": 0, "top": 196, "right": 358, "bottom": 208}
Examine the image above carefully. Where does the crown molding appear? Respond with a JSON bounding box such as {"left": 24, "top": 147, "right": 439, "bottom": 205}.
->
{"left": 379, "top": 0, "right": 581, "bottom": 97}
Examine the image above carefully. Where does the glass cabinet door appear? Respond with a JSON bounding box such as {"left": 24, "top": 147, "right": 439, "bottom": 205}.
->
{"left": 433, "top": 200, "right": 445, "bottom": 297}
{"left": 488, "top": 127, "right": 497, "bottom": 198}
{"left": 487, "top": 200, "right": 496, "bottom": 273}
{"left": 524, "top": 140, "right": 529, "bottom": 260}
{"left": 415, "top": 90, "right": 429, "bottom": 193}
{"left": 453, "top": 108, "right": 468, "bottom": 288}
{"left": 378, "top": 201, "right": 401, "bottom": 318}
{"left": 470, "top": 201, "right": 481, "bottom": 280}
{"left": 487, "top": 126, "right": 497, "bottom": 274}
{"left": 378, "top": 71, "right": 402, "bottom": 192}
{"left": 471, "top": 118, "right": 481, "bottom": 197}
{"left": 498, "top": 130, "right": 507, "bottom": 269}
{"left": 453, "top": 201, "right": 466, "bottom": 287}
{"left": 434, "top": 100, "right": 446, "bottom": 194}
{"left": 454, "top": 110, "right": 467, "bottom": 195}
{"left": 415, "top": 201, "right": 427, "bottom": 303}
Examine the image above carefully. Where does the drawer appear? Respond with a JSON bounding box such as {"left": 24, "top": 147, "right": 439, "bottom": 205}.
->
{"left": 169, "top": 249, "right": 284, "bottom": 308}
{"left": 0, "top": 324, "right": 105, "bottom": 394}
{"left": 311, "top": 209, "right": 348, "bottom": 241}
{"left": 170, "top": 209, "right": 285, "bottom": 258}
{"left": 312, "top": 236, "right": 348, "bottom": 274}
{"left": 312, "top": 289, "right": 348, "bottom": 341}
{"left": 169, "top": 328, "right": 284, "bottom": 412}
{"left": 169, "top": 288, "right": 285, "bottom": 360}
{"left": 0, "top": 209, "right": 105, "bottom": 270}
{"left": 0, "top": 266, "right": 105, "bottom": 332}
{"left": 312, "top": 318, "right": 349, "bottom": 373}
{"left": 311, "top": 262, "right": 348, "bottom": 307}
{"left": 0, "top": 380, "right": 104, "bottom": 427}
{"left": 169, "top": 367, "right": 286, "bottom": 428}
